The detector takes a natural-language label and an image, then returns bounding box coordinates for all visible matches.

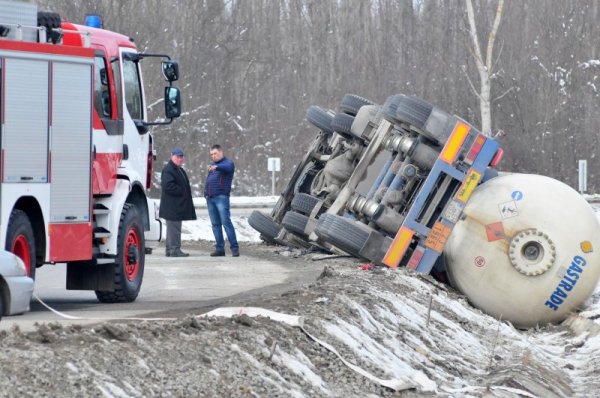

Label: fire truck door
[48,60,93,261]
[50,61,92,224]
[3,58,49,183]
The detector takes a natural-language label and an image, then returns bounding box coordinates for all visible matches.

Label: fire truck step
[95,257,115,265]
[94,227,111,239]
[93,204,110,215]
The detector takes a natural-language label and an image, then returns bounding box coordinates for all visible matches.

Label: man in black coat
[159,147,196,257]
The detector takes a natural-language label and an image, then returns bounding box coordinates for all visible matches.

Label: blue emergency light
[85,14,103,29]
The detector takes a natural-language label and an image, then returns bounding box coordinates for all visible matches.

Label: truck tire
[96,204,145,303]
[331,113,355,139]
[5,209,36,280]
[395,96,433,131]
[381,94,405,124]
[248,211,282,243]
[281,211,309,237]
[37,11,62,44]
[291,193,320,215]
[340,94,375,116]
[314,214,369,257]
[306,106,334,134]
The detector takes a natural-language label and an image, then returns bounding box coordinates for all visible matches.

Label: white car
[0,250,34,320]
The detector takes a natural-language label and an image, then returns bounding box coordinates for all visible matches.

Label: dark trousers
[166,220,182,254]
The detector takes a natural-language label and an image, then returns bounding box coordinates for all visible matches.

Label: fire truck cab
[0,1,181,303]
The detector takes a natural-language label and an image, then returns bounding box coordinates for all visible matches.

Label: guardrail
[192,196,279,209]
[583,194,600,204]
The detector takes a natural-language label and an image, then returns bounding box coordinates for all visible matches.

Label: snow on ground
[182,195,600,395]
[181,196,276,243]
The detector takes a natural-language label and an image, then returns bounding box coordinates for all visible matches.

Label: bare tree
[465,0,505,135]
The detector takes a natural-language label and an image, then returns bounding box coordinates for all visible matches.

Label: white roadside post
[578,159,587,193]
[268,157,281,196]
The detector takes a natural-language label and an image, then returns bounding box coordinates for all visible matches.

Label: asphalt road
[0,243,323,332]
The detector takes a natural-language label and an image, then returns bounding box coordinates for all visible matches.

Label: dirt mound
[0,244,597,397]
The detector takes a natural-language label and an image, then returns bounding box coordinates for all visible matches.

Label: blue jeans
[206,195,238,252]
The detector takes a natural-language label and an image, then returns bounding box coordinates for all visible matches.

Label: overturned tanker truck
[249,93,600,328]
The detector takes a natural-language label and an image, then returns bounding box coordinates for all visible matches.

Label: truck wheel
[248,211,282,243]
[281,211,309,237]
[37,11,62,44]
[381,94,405,124]
[96,204,144,303]
[340,94,375,116]
[331,113,355,140]
[306,106,334,134]
[291,193,320,215]
[395,96,433,131]
[5,209,36,280]
[314,214,369,257]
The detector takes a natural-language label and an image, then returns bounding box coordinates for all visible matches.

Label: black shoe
[171,249,189,257]
[210,251,225,257]
[231,250,240,257]
[165,251,171,257]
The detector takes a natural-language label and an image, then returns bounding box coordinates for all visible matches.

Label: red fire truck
[0,2,181,302]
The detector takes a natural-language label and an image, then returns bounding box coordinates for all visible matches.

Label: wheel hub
[12,234,32,276]
[509,229,556,276]
[125,227,140,281]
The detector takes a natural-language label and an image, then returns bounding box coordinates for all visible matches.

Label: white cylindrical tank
[444,173,600,328]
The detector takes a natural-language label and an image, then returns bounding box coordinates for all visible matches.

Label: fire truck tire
[96,204,145,303]
[291,193,320,215]
[5,209,36,280]
[0,293,4,319]
[381,94,405,124]
[306,105,334,134]
[314,214,369,257]
[281,211,309,237]
[331,113,355,140]
[395,95,434,131]
[340,94,375,116]
[248,211,282,243]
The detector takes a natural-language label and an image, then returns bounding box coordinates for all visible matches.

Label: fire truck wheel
[331,113,355,140]
[314,214,369,257]
[248,211,282,244]
[291,193,320,215]
[306,105,335,134]
[96,204,145,303]
[281,211,309,238]
[5,209,36,280]
[339,94,375,116]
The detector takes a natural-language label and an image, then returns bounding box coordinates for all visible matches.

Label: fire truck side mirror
[162,61,179,82]
[165,87,181,119]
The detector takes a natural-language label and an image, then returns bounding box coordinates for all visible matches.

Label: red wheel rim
[125,226,140,281]
[12,234,32,277]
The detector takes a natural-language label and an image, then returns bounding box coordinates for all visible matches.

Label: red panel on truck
[49,223,93,262]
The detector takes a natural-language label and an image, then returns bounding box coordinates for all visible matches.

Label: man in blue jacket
[204,144,239,257]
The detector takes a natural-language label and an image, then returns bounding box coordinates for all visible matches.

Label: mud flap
[359,231,393,266]
[66,261,115,291]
